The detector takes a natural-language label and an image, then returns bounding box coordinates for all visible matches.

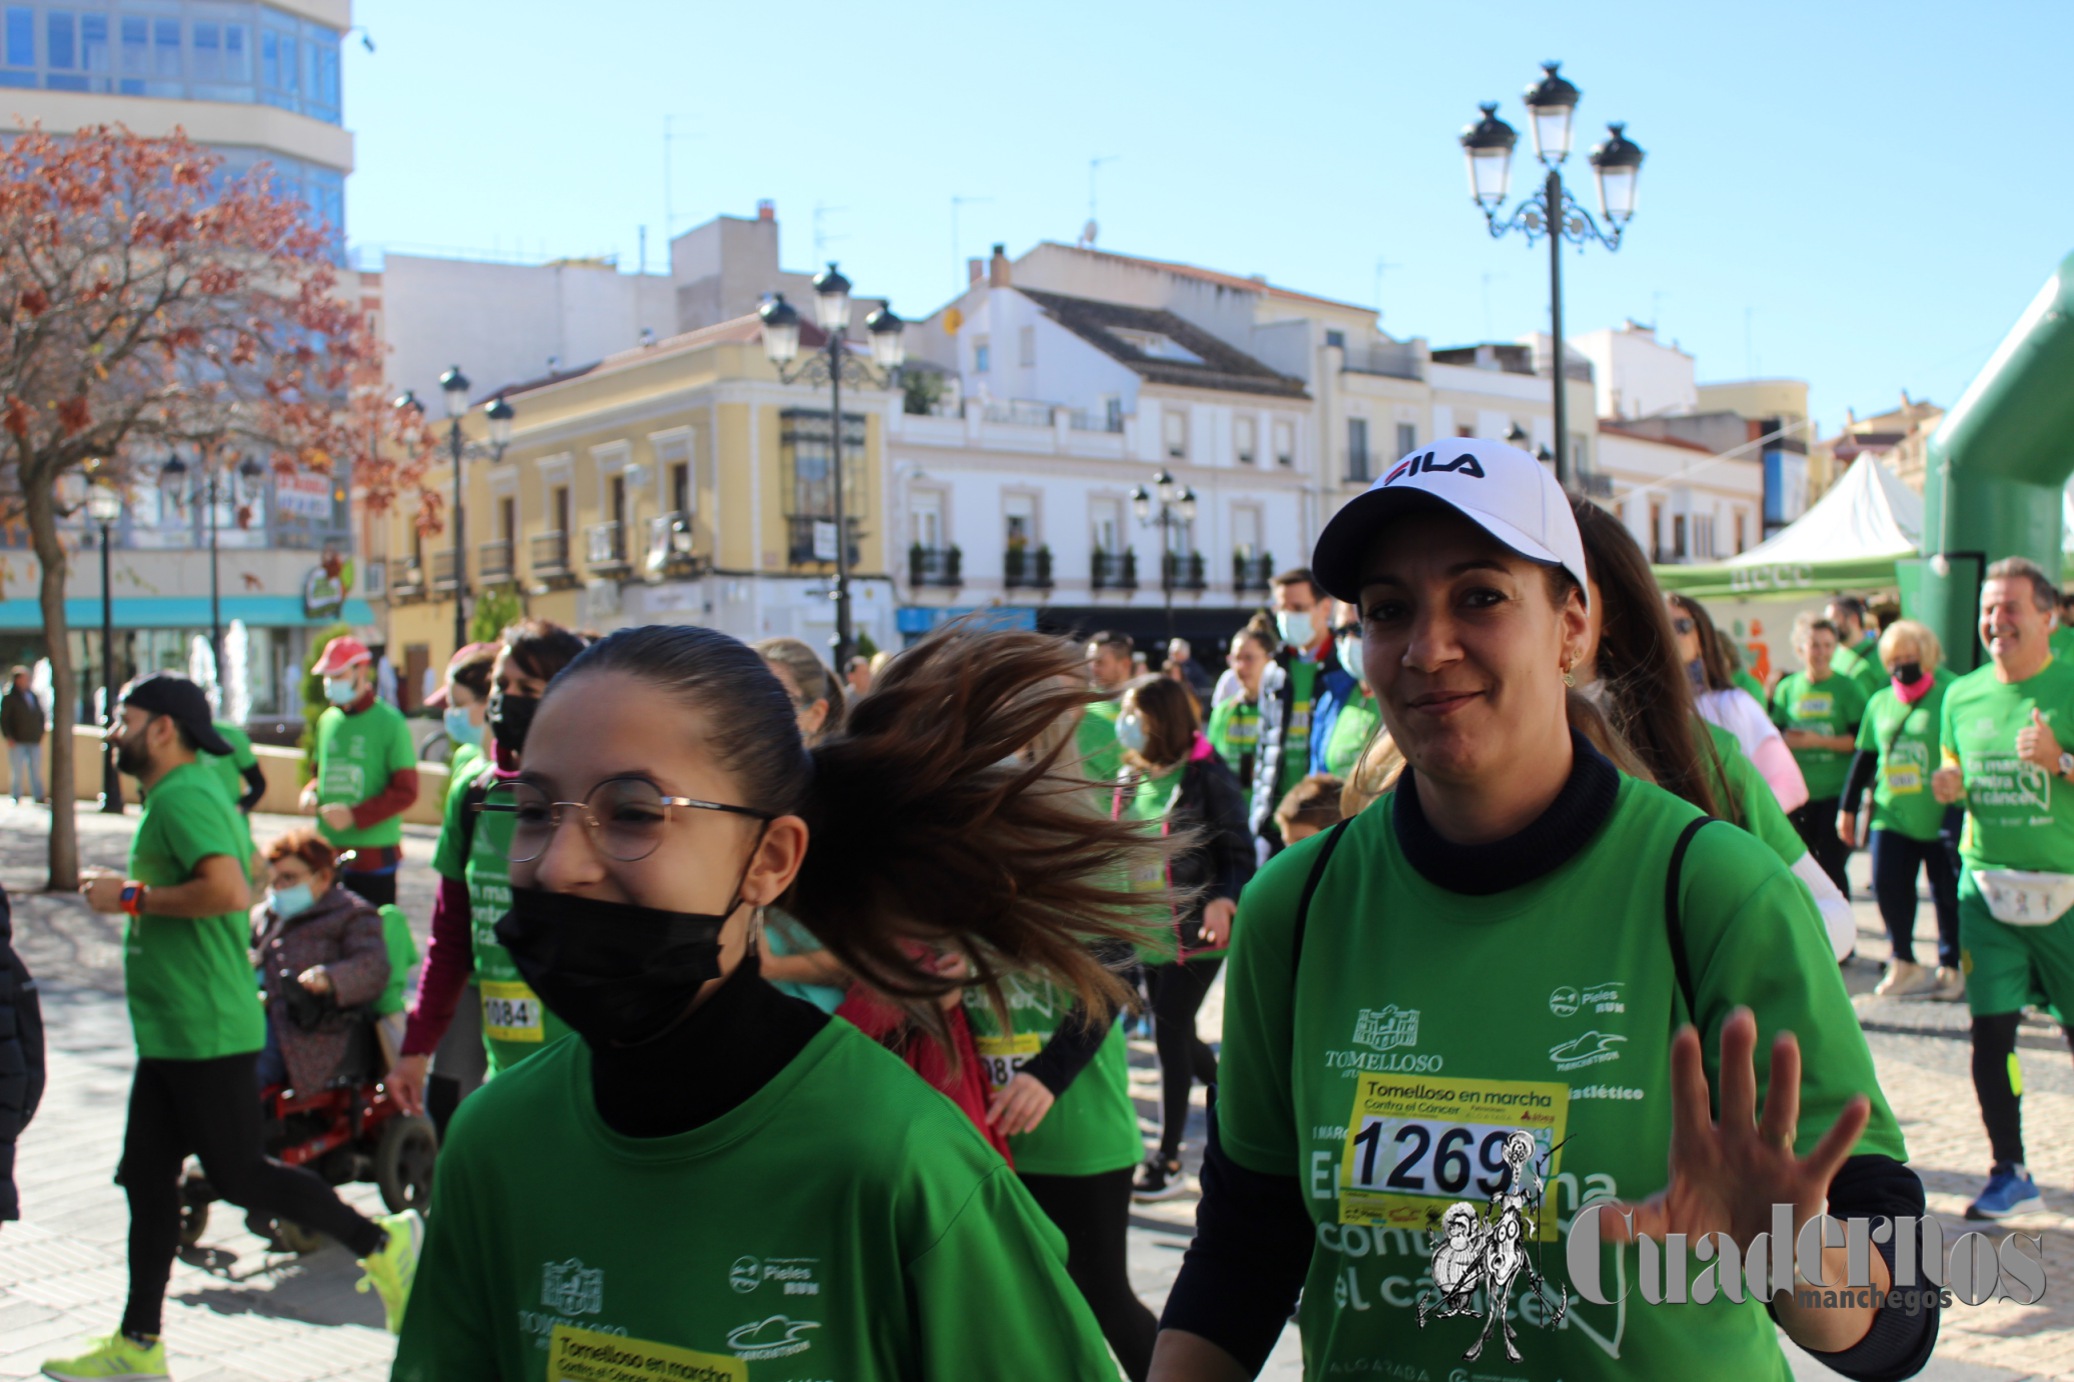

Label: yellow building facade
[372,316,894,699]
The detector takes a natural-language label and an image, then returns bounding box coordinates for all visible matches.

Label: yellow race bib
[973,1031,1042,1092]
[549,1324,744,1382]
[481,979,546,1045]
[1339,1073,1569,1240]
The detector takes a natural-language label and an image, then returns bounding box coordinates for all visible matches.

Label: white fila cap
[1311,437,1590,610]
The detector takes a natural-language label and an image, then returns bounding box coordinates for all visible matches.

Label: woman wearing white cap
[1149,439,1934,1381]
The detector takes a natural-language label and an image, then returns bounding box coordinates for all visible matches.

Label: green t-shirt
[1216,775,1903,1381]
[962,975,1142,1177]
[312,699,417,849]
[1941,656,2074,871]
[393,1022,1118,1382]
[433,762,572,1074]
[1207,696,1262,787]
[1121,761,1205,962]
[1769,669,1868,800]
[125,760,268,1060]
[1077,697,1124,788]
[1324,688,1379,780]
[2051,626,2074,665]
[1730,668,1766,704]
[1276,658,1321,802]
[448,741,483,796]
[200,720,260,882]
[1700,721,1805,867]
[375,903,421,1017]
[1856,673,1953,842]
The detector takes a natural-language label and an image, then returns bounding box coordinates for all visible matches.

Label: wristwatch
[2058,751,2074,781]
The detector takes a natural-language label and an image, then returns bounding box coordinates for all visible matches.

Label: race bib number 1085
[1339,1073,1569,1239]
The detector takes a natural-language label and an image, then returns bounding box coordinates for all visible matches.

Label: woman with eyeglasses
[388,620,590,1123]
[1149,439,1931,1382]
[1669,592,1809,815]
[394,623,1164,1380]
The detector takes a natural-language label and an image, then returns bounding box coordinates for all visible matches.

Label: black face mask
[1892,661,1924,686]
[495,877,747,1048]
[487,690,538,756]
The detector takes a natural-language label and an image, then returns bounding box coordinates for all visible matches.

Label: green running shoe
[41,1333,169,1381]
[355,1208,425,1335]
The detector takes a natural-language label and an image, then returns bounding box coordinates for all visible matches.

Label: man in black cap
[46,674,419,1379]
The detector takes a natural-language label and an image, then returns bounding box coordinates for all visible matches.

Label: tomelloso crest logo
[1352,1006,1420,1053]
[541,1258,603,1316]
[1385,449,1486,485]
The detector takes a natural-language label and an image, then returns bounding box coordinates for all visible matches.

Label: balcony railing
[389,556,425,600]
[430,548,460,592]
[1092,549,1137,591]
[1004,545,1053,589]
[586,521,628,571]
[909,545,962,587]
[479,539,514,582]
[1162,551,1207,591]
[982,400,1056,428]
[531,530,571,577]
[644,510,699,577]
[1234,553,1274,593]
[786,515,862,567]
[1066,408,1124,433]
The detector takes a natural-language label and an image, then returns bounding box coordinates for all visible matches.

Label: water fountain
[223,620,252,727]
[188,635,220,716]
[30,658,52,729]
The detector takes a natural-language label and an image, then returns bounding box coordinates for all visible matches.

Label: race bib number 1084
[1339,1073,1569,1239]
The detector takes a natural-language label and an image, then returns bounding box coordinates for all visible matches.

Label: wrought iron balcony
[1162,551,1207,591]
[586,521,628,572]
[644,510,699,577]
[1004,545,1053,589]
[1092,549,1137,591]
[909,545,962,587]
[787,515,862,568]
[479,539,514,582]
[430,549,460,592]
[389,556,425,600]
[531,530,571,577]
[1234,553,1274,594]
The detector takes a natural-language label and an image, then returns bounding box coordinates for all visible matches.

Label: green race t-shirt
[962,975,1143,1177]
[1216,774,1903,1382]
[1324,688,1379,780]
[200,720,260,882]
[2051,626,2074,665]
[376,903,420,1018]
[448,740,483,795]
[1208,697,1262,788]
[1276,658,1321,802]
[313,699,417,849]
[433,763,571,1074]
[1730,668,1767,704]
[1941,656,2074,871]
[1700,721,1806,867]
[1120,761,1205,962]
[1857,673,1952,842]
[1845,635,1889,700]
[125,760,267,1060]
[1769,669,1868,799]
[1077,697,1124,788]
[393,1021,1119,1382]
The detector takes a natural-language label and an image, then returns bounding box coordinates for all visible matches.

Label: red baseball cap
[312,635,373,677]
[423,642,500,707]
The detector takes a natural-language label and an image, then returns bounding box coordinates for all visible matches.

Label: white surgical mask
[1116,713,1148,755]
[1277,609,1316,648]
[444,705,482,748]
[270,882,316,918]
[323,675,358,706]
[1336,634,1363,680]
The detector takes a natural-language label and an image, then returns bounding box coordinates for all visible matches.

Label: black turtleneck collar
[1392,730,1621,896]
[589,953,829,1139]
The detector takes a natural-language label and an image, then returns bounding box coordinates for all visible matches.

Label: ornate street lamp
[85,473,124,813]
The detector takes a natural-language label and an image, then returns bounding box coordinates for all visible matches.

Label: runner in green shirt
[429,641,498,796]
[1769,616,1867,896]
[1153,438,1930,1381]
[1826,595,1891,702]
[199,718,265,885]
[397,620,1166,1382]
[45,675,419,1381]
[1839,619,1962,1001]
[1207,623,1275,793]
[302,636,420,908]
[1080,630,1136,787]
[1931,558,2074,1220]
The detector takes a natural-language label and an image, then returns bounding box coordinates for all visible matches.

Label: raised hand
[2016,707,2061,773]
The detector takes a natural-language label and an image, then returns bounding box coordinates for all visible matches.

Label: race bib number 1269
[1339,1073,1569,1239]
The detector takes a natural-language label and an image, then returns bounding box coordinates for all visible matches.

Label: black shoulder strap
[458,772,492,865]
[1290,819,1353,977]
[1664,816,1710,1024]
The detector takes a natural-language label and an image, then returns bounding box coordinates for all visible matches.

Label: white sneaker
[1932,965,1966,1002]
[1875,960,1937,998]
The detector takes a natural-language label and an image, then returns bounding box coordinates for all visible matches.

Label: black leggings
[119,1052,383,1337]
[1788,796,1851,898]
[1146,957,1222,1161]
[340,869,397,908]
[1020,1169,1156,1382]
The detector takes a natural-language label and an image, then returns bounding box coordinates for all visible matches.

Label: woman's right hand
[387,1053,431,1117]
[1834,811,1856,849]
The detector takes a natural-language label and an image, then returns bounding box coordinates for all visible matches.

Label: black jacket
[0,885,47,1220]
[1152,751,1257,953]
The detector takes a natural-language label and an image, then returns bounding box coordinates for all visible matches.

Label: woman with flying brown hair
[1669,590,1809,813]
[396,623,1168,1380]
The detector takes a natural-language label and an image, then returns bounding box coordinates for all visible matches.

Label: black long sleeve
[237,762,268,814]
[1020,1000,1111,1097]
[1158,1112,1311,1373]
[1191,757,1257,905]
[1778,1153,1940,1381]
[1840,751,1879,815]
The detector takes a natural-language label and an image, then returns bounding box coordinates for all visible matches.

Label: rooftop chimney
[989,243,1010,288]
[968,258,985,285]
[756,199,776,222]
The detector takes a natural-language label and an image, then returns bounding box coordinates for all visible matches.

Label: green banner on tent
[1652,556,1905,600]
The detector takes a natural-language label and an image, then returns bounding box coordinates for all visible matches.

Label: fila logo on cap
[1384,449,1485,485]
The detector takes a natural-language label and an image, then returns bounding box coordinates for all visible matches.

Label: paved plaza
[2,800,2070,1380]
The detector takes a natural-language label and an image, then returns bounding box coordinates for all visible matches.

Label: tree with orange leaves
[0,124,435,888]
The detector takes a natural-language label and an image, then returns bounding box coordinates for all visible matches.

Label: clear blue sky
[341,0,2073,434]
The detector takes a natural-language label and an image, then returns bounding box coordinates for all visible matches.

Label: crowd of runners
[19,433,2074,1379]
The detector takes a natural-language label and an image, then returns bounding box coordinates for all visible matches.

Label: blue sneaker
[1966,1164,2043,1220]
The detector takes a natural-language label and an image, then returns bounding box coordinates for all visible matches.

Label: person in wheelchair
[253,830,392,1095]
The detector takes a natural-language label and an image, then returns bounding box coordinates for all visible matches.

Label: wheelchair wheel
[177,1197,209,1250]
[375,1114,438,1215]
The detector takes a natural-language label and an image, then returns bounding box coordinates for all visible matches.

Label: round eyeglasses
[478,776,773,863]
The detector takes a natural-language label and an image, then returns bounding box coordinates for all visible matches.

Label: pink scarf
[1893,672,1935,706]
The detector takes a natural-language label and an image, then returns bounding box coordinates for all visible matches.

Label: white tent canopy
[1727,454,1922,569]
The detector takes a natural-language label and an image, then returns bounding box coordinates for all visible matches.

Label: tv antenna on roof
[1088,155,1119,242]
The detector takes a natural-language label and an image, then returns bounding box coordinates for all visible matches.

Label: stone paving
[2,800,2071,1379]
